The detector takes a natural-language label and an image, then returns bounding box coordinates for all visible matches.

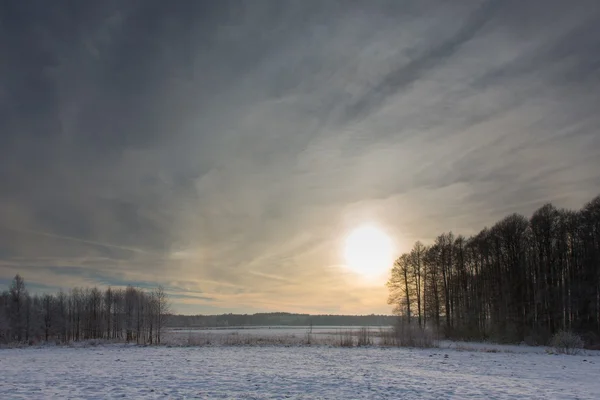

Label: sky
[1,0,600,315]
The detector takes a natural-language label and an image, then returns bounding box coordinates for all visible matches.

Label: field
[1,335,599,399]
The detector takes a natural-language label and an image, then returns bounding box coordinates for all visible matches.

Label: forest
[0,275,170,345]
[388,194,600,345]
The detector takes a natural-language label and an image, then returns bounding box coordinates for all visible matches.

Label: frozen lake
[168,325,377,333]
[165,325,391,346]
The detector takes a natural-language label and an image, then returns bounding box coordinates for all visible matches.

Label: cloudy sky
[1,0,599,315]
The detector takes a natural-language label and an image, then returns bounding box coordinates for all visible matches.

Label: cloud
[341,0,501,124]
[1,0,599,314]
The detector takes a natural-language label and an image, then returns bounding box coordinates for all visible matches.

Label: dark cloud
[1,0,599,313]
[341,0,500,124]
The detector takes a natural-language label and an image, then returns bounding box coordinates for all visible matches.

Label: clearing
[1,344,599,399]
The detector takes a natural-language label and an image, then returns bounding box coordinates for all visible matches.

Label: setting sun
[343,225,393,279]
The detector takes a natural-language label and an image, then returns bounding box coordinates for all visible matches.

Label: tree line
[0,275,171,345]
[388,194,600,345]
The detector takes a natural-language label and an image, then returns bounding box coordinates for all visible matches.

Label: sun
[343,225,393,279]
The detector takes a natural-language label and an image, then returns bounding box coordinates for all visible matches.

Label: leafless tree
[154,285,171,345]
[0,275,172,346]
[0,291,10,343]
[9,274,27,342]
[388,193,600,346]
[387,254,412,323]
[42,293,54,342]
[409,242,426,328]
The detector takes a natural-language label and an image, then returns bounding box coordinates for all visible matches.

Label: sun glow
[343,225,393,279]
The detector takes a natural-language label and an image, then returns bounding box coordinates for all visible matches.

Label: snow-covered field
[1,344,599,399]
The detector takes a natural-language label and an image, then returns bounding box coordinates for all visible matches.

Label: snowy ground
[1,345,599,399]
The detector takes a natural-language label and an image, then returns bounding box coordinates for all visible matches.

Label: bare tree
[387,254,412,323]
[410,242,425,328]
[154,286,171,344]
[42,293,54,342]
[146,291,156,344]
[387,194,600,345]
[55,290,68,343]
[104,287,113,339]
[0,291,10,343]
[124,286,136,342]
[9,274,27,342]
[112,289,124,340]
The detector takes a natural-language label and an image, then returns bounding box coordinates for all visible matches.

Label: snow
[1,345,599,399]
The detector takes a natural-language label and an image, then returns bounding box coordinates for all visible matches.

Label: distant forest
[0,275,170,345]
[388,194,600,345]
[167,312,396,328]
